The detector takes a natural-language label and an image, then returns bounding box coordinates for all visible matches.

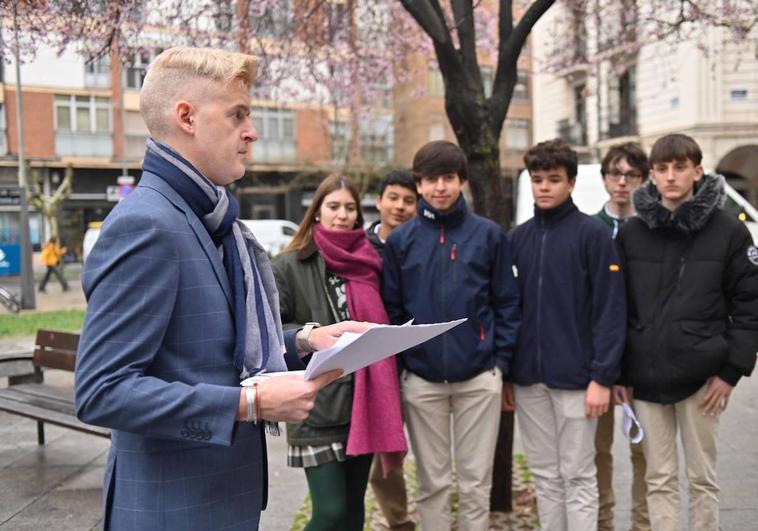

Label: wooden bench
[0,329,109,444]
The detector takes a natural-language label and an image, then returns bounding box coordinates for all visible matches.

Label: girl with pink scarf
[272,175,406,531]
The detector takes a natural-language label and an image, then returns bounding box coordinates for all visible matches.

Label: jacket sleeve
[586,224,627,387]
[719,224,758,385]
[271,254,301,331]
[491,229,521,377]
[74,207,240,447]
[382,235,409,325]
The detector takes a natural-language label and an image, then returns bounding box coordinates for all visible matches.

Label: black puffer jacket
[617,174,758,404]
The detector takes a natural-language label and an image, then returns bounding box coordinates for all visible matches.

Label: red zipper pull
[480,324,485,341]
[450,243,457,261]
[439,228,445,245]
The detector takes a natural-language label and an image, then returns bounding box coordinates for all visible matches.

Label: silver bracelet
[245,386,257,424]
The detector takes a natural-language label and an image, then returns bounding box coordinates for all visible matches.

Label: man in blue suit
[75,47,361,530]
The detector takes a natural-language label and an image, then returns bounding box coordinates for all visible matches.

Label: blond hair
[140,47,259,138]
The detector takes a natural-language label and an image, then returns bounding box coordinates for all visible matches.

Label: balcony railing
[55,131,113,157]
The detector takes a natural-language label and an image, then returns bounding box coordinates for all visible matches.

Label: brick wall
[5,90,56,158]
[295,108,331,165]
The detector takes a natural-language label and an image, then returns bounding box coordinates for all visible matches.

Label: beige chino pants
[634,385,720,531]
[401,368,502,531]
[514,383,599,531]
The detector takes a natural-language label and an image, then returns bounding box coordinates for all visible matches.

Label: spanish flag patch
[609,264,620,272]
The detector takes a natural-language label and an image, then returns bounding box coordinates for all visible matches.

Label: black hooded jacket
[617,174,758,404]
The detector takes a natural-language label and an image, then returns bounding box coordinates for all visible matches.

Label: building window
[252,107,296,163]
[368,75,392,109]
[54,95,112,157]
[124,49,162,89]
[55,95,111,133]
[84,55,111,88]
[606,65,637,138]
[505,119,530,150]
[513,71,529,101]
[331,121,349,164]
[429,67,444,97]
[331,116,393,165]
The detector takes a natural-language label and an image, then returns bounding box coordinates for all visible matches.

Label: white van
[515,165,758,243]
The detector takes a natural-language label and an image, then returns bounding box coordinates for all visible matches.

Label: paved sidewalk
[1,273,756,530]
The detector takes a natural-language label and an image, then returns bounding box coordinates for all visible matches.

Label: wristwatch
[297,322,321,353]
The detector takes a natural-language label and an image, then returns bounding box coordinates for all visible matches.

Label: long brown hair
[283,175,364,254]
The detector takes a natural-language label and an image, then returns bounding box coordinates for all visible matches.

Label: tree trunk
[464,140,508,227]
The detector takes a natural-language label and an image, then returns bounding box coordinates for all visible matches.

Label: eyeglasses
[606,171,644,183]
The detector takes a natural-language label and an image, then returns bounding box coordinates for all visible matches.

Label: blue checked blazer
[75,173,299,530]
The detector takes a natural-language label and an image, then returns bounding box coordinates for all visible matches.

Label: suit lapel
[140,173,234,310]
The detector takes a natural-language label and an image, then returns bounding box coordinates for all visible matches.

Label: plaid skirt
[287,442,347,468]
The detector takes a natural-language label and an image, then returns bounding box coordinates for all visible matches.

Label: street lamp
[13,0,35,309]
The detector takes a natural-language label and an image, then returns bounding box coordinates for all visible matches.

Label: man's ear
[175,100,195,135]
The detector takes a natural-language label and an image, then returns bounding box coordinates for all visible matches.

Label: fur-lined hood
[632,173,726,233]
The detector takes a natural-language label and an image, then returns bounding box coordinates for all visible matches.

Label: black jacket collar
[418,195,468,229]
[633,173,726,234]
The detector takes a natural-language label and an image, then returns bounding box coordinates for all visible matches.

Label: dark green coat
[271,242,354,447]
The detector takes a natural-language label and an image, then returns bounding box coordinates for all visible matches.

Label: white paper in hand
[303,318,467,380]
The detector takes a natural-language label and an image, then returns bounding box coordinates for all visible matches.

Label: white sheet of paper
[303,318,467,380]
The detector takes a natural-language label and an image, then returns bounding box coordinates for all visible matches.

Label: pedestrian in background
[594,142,650,531]
[506,138,626,531]
[617,133,758,531]
[383,140,520,531]
[38,236,69,292]
[273,174,407,531]
[366,170,418,531]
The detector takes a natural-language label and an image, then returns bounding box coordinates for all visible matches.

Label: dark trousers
[39,266,68,292]
[304,453,373,531]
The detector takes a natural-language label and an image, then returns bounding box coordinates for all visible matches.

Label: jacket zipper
[536,222,547,380]
[440,227,448,381]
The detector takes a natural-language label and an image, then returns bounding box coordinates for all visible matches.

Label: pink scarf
[313,224,407,474]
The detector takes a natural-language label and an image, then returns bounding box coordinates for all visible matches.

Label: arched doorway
[716,145,758,208]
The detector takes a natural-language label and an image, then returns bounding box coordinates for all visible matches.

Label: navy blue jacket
[508,198,626,389]
[382,196,520,383]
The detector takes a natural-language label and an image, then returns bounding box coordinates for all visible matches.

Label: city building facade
[530,3,758,207]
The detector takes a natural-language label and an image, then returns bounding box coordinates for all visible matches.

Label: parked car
[515,164,758,243]
[83,219,299,263]
[240,219,299,256]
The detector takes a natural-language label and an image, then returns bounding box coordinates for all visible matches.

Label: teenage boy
[594,143,650,531]
[617,133,757,531]
[366,170,418,531]
[505,138,626,531]
[383,140,520,530]
[366,170,418,256]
